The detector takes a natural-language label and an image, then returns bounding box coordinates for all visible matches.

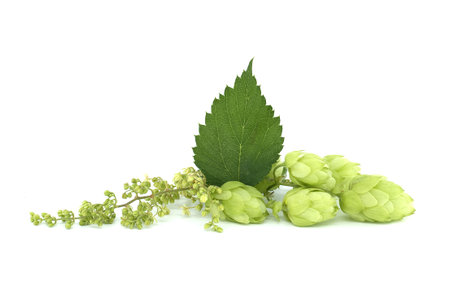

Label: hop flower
[254,160,287,194]
[283,188,338,226]
[340,175,415,222]
[214,181,267,224]
[285,151,336,192]
[324,155,360,194]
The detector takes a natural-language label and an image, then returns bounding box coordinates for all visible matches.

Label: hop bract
[283,188,338,226]
[285,151,336,192]
[324,155,360,194]
[255,160,287,194]
[214,181,267,224]
[340,175,415,222]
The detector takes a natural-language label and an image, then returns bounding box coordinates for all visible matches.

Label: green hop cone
[324,155,360,194]
[340,175,415,222]
[254,160,287,194]
[283,188,338,226]
[285,151,336,192]
[214,181,268,224]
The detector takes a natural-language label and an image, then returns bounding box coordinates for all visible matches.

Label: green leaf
[193,59,284,186]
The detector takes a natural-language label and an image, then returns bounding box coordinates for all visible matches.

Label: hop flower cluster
[30,212,57,227]
[118,176,180,229]
[173,167,224,232]
[58,210,75,229]
[30,168,225,232]
[121,202,164,229]
[275,151,415,226]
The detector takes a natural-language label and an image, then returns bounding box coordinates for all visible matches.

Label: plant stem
[54,217,81,221]
[115,187,191,208]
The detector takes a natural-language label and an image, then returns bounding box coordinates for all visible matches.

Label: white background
[1,1,449,299]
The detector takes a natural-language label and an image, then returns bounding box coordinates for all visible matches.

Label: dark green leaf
[193,60,284,186]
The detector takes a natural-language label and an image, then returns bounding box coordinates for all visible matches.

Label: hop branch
[30,167,224,232]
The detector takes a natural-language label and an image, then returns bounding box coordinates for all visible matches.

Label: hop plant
[282,187,338,226]
[285,151,336,192]
[324,155,360,194]
[340,175,415,222]
[214,181,268,224]
[29,61,415,232]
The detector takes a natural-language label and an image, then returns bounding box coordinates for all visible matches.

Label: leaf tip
[246,58,254,74]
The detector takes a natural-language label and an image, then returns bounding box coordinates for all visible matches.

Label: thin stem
[53,217,81,221]
[264,163,287,192]
[115,187,191,208]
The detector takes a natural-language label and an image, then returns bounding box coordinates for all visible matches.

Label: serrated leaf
[193,60,284,186]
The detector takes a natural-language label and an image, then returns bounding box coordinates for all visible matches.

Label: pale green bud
[214,181,267,224]
[340,175,415,222]
[254,160,287,194]
[324,155,360,194]
[204,222,212,229]
[283,188,338,226]
[200,194,208,203]
[285,151,336,192]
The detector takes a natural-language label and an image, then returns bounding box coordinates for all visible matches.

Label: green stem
[58,217,80,221]
[115,187,191,208]
[264,162,288,192]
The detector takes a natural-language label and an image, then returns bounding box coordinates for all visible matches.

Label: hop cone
[285,151,336,192]
[214,181,268,224]
[340,175,415,222]
[324,155,360,194]
[283,188,338,226]
[255,160,287,194]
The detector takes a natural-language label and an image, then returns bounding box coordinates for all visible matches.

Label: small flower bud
[200,194,208,203]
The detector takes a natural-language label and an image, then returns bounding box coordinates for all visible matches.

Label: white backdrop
[1,1,449,299]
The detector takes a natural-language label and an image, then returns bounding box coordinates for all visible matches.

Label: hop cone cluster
[281,151,415,225]
[340,175,415,222]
